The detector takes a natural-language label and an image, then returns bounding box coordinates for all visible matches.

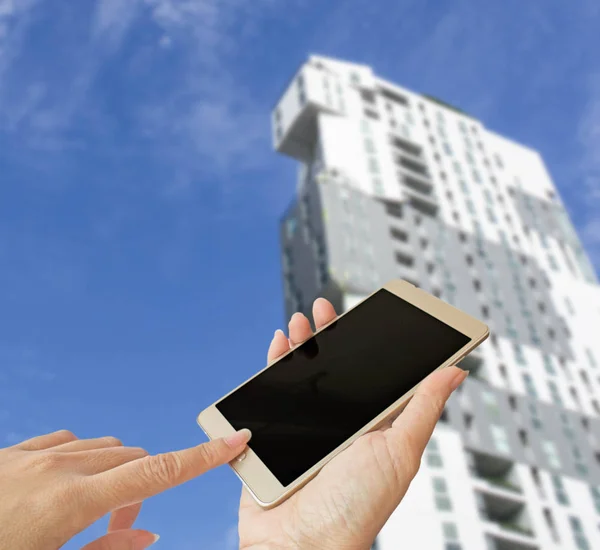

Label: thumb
[81,530,159,550]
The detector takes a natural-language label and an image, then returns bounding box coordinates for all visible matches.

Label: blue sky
[0,0,599,548]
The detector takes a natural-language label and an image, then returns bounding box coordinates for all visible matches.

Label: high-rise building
[272,55,600,550]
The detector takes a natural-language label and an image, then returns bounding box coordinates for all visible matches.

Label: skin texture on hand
[238,298,468,550]
[0,428,250,550]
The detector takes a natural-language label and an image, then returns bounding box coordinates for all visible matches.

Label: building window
[372,178,384,195]
[548,255,559,271]
[564,297,575,315]
[548,381,563,406]
[390,227,408,242]
[494,154,504,169]
[543,508,560,543]
[472,170,482,184]
[514,343,526,366]
[364,138,375,154]
[473,279,481,292]
[432,477,452,511]
[518,428,529,447]
[443,142,452,156]
[580,369,591,389]
[543,355,556,375]
[396,251,414,267]
[285,218,297,239]
[297,74,306,104]
[427,438,444,468]
[482,390,500,418]
[590,486,600,514]
[486,208,497,224]
[569,516,589,550]
[490,425,510,454]
[465,254,473,266]
[523,373,537,398]
[585,348,597,369]
[442,523,462,549]
[544,443,562,470]
[350,72,361,85]
[385,202,402,218]
[442,522,459,540]
[368,157,380,174]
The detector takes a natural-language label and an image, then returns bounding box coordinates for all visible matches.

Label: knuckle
[143,453,183,484]
[55,429,77,441]
[416,391,445,419]
[101,436,123,447]
[195,442,220,467]
[129,447,149,459]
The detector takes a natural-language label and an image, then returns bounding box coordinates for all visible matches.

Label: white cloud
[0,0,37,76]
[92,0,140,50]
[577,74,600,267]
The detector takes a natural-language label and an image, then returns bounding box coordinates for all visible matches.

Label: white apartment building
[272,55,600,550]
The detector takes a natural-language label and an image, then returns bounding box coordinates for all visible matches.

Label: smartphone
[197,279,489,508]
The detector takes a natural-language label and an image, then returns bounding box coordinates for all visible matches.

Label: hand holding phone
[199,281,488,549]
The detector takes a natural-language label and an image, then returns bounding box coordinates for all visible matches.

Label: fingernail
[274,329,284,338]
[225,428,252,448]
[450,369,469,391]
[133,533,160,550]
[291,312,304,321]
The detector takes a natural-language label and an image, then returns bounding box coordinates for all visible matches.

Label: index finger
[89,430,251,511]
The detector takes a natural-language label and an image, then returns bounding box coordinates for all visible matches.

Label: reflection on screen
[217,289,470,486]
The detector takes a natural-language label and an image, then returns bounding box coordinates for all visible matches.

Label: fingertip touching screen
[217,289,470,486]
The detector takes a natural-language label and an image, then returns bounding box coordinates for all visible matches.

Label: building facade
[272,55,600,550]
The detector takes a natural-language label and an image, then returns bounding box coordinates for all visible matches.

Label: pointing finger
[89,429,251,511]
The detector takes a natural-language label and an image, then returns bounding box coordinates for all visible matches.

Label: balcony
[470,451,523,494]
[485,534,539,550]
[403,187,439,217]
[477,483,535,547]
[396,162,433,189]
[401,173,434,195]
[390,134,423,160]
[397,155,429,178]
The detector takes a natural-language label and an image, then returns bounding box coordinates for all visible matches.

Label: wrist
[240,539,370,550]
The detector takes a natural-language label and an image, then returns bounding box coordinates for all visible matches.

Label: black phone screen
[217,289,470,486]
